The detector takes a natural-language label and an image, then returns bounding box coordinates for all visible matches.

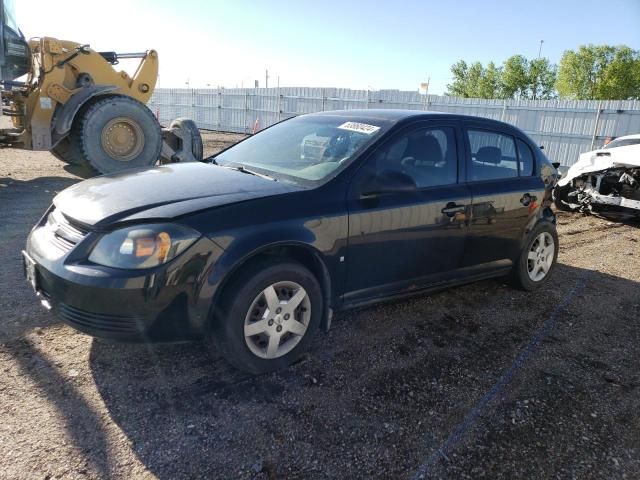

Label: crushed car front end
[554,143,640,217]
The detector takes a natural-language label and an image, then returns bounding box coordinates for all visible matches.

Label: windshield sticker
[338,122,381,135]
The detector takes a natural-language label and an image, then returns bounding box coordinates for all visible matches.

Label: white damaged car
[554,134,640,216]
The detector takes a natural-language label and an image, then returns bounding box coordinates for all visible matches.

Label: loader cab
[0,0,30,82]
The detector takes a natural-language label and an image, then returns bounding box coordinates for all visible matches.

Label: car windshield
[214,115,390,186]
[603,138,640,149]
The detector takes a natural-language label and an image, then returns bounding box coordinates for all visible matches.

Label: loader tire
[68,95,162,175]
[51,137,86,165]
[169,117,203,161]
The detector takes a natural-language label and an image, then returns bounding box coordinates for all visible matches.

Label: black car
[24,110,559,373]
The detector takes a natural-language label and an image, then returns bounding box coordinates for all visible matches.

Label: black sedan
[24,110,559,373]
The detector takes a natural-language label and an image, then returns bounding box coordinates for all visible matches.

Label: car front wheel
[512,222,559,291]
[213,260,323,374]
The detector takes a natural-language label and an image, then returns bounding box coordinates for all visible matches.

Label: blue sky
[17,0,640,94]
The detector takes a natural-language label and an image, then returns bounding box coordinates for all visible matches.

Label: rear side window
[517,139,535,176]
[467,130,518,181]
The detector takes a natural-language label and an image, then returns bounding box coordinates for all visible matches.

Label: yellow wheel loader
[0,0,202,175]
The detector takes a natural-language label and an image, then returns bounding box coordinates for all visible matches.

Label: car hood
[53,163,301,228]
[558,144,640,186]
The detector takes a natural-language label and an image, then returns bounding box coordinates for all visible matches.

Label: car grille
[58,303,145,335]
[45,208,89,253]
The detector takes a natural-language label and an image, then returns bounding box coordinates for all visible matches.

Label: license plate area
[22,251,39,292]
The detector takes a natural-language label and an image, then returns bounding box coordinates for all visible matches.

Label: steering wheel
[401,156,416,167]
[401,156,419,174]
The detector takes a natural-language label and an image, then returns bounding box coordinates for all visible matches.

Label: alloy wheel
[527,232,555,282]
[243,281,311,359]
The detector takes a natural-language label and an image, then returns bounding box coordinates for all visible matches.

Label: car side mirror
[361,169,417,197]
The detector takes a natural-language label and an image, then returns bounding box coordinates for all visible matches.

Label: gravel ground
[1,133,639,479]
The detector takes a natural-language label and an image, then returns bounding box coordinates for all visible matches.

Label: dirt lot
[1,134,639,479]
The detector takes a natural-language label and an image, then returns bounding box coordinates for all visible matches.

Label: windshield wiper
[227,165,278,181]
[204,155,219,165]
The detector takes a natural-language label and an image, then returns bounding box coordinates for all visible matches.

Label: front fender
[201,213,346,328]
[52,85,120,141]
[182,187,349,332]
[202,237,335,332]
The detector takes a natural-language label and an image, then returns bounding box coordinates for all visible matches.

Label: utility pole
[265,69,269,89]
[538,40,544,58]
[421,76,430,110]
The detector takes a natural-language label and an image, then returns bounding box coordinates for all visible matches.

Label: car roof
[310,109,519,130]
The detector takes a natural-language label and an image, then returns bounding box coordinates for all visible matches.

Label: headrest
[405,135,443,163]
[476,146,502,164]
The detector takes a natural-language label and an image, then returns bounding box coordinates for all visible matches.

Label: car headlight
[88,224,201,269]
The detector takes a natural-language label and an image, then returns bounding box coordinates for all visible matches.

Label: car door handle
[441,203,465,216]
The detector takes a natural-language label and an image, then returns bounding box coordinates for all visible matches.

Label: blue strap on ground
[412,271,590,479]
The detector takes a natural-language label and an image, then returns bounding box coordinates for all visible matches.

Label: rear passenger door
[461,124,546,269]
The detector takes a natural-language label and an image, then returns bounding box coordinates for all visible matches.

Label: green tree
[501,55,529,99]
[447,60,470,97]
[477,61,502,98]
[465,61,484,98]
[556,45,640,100]
[446,55,557,100]
[528,58,557,100]
[447,61,501,98]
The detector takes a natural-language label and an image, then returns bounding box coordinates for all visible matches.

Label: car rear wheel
[213,260,322,374]
[511,222,559,291]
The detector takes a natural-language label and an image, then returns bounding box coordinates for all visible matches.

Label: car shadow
[61,163,99,179]
[3,337,115,479]
[88,263,640,479]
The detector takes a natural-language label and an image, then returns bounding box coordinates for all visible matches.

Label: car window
[467,129,518,181]
[368,126,458,189]
[517,139,535,176]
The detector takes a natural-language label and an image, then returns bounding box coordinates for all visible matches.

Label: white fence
[148,88,640,166]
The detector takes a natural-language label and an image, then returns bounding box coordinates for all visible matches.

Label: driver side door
[344,121,471,304]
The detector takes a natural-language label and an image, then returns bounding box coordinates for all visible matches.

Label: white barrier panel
[148,88,640,166]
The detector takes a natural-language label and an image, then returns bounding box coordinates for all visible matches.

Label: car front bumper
[24,217,225,342]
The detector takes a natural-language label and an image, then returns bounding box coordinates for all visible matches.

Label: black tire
[51,136,85,165]
[51,100,96,167]
[212,259,323,374]
[553,184,574,212]
[67,95,162,174]
[511,222,559,291]
[169,117,203,161]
